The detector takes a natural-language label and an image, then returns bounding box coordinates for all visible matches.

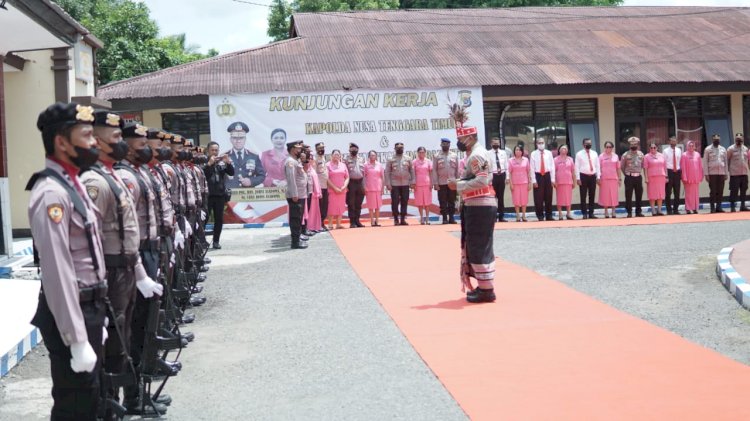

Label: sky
[141,0,750,55]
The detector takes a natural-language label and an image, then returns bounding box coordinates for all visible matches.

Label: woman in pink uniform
[597,141,621,218]
[680,140,703,214]
[364,150,384,226]
[554,145,575,220]
[508,145,532,222]
[304,151,323,232]
[326,149,349,229]
[412,146,433,224]
[643,142,667,216]
[261,128,289,187]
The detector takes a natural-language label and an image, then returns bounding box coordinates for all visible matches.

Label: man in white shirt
[663,136,683,214]
[574,137,599,219]
[490,137,509,222]
[529,137,555,221]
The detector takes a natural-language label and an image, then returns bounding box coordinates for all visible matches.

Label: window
[161,111,210,146]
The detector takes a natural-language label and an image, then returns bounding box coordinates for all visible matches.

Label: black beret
[227,122,249,133]
[92,111,123,129]
[122,123,148,139]
[349,142,359,149]
[37,102,95,132]
[147,128,165,140]
[170,134,185,145]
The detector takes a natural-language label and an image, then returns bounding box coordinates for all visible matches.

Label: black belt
[104,253,139,268]
[139,239,159,252]
[78,282,108,302]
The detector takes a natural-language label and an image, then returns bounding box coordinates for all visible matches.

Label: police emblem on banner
[458,90,472,108]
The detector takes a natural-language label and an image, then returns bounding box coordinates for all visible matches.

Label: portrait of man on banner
[224,121,266,188]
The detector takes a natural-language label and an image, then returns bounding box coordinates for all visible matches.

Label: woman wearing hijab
[364,150,384,226]
[680,140,703,214]
[412,146,434,224]
[643,142,667,215]
[508,145,532,222]
[598,141,621,218]
[326,150,349,229]
[554,144,576,220]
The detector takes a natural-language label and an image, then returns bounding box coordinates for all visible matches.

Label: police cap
[440,138,451,144]
[147,128,165,140]
[122,123,148,139]
[36,102,95,133]
[349,142,359,149]
[92,111,123,129]
[227,122,249,133]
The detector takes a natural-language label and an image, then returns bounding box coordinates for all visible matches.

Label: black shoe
[589,214,598,219]
[154,393,172,406]
[498,218,507,222]
[393,218,400,225]
[466,288,496,303]
[636,213,645,217]
[125,401,168,416]
[180,313,195,324]
[400,219,409,225]
[741,207,749,212]
[196,273,207,283]
[190,296,206,306]
[191,285,203,294]
[626,214,632,218]
[448,217,457,224]
[582,214,588,220]
[182,331,195,342]
[545,214,554,221]
[355,221,364,228]
[716,208,726,213]
[319,226,329,232]
[304,229,316,236]
[300,234,309,241]
[212,242,221,249]
[292,242,308,249]
[442,215,448,224]
[731,207,737,213]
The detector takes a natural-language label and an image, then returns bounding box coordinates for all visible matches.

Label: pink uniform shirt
[261,148,288,187]
[554,156,574,185]
[599,153,620,180]
[364,161,384,192]
[680,151,704,184]
[508,157,531,184]
[412,158,433,186]
[643,152,667,177]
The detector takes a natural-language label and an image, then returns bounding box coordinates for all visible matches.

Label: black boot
[448,215,457,224]
[442,214,448,224]
[466,288,496,303]
[292,240,308,249]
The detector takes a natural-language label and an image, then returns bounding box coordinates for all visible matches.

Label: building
[94,7,750,221]
[1,0,105,240]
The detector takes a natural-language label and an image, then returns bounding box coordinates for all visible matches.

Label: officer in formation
[385,142,414,225]
[284,141,309,249]
[621,137,646,217]
[432,138,459,224]
[344,142,366,228]
[703,134,728,213]
[726,133,749,212]
[28,102,212,420]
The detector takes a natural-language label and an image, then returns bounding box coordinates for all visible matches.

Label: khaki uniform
[432,151,459,220]
[384,155,414,188]
[703,145,728,211]
[284,156,307,245]
[117,161,158,242]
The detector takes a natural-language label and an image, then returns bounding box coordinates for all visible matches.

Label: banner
[208,87,484,223]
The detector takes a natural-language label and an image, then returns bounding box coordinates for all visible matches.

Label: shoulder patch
[47,204,64,224]
[86,185,99,201]
[287,162,295,168]
[125,181,136,193]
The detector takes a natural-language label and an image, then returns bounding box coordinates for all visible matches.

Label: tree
[54,0,218,85]
[268,0,622,42]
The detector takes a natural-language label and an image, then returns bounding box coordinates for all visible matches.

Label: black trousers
[32,293,105,421]
[665,169,682,213]
[287,197,306,244]
[347,179,365,224]
[709,175,726,211]
[438,184,457,217]
[624,175,644,215]
[320,188,329,224]
[533,172,553,219]
[729,175,748,209]
[391,185,410,220]
[579,173,597,216]
[492,172,506,219]
[207,195,226,244]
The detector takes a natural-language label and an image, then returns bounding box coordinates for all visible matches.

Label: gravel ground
[0,228,466,421]
[493,220,750,364]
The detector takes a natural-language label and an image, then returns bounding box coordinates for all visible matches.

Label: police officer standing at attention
[703,134,728,213]
[28,102,108,420]
[344,142,366,228]
[285,141,308,249]
[622,137,646,217]
[385,142,414,225]
[224,122,265,188]
[727,133,749,212]
[432,138,459,224]
[314,142,329,230]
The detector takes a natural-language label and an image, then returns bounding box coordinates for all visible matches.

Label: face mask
[441,145,450,152]
[630,146,638,151]
[713,140,720,146]
[395,147,404,154]
[492,145,499,150]
[135,146,153,165]
[584,144,592,150]
[350,149,358,156]
[456,142,467,152]
[67,139,99,170]
[108,140,129,161]
[736,140,742,145]
[317,149,324,156]
[537,143,545,151]
[157,147,172,162]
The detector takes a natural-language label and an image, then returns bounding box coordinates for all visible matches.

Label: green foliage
[53,0,217,85]
[268,0,292,41]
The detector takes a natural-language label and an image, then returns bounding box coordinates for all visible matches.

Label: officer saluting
[224,121,265,188]
[27,102,107,420]
[284,141,308,249]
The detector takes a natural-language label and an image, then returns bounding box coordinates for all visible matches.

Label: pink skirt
[512,183,529,207]
[413,185,431,206]
[647,176,666,200]
[327,189,347,216]
[556,183,573,207]
[684,183,699,211]
[598,178,619,207]
[365,191,382,209]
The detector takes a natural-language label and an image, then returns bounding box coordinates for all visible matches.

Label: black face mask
[584,144,592,150]
[395,147,404,155]
[350,149,358,156]
[156,147,172,162]
[193,155,208,165]
[68,140,100,170]
[736,140,742,145]
[630,146,638,151]
[456,142,467,152]
[441,145,450,152]
[713,140,720,146]
[317,149,325,156]
[492,145,499,150]
[134,146,152,165]
[178,151,191,161]
[107,140,129,161]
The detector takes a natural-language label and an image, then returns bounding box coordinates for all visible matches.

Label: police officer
[314,142,329,230]
[284,141,308,249]
[727,133,749,212]
[224,121,265,188]
[622,137,645,217]
[432,138,459,224]
[205,141,235,248]
[385,142,414,225]
[489,137,509,222]
[703,134,728,213]
[28,102,107,420]
[344,142,366,228]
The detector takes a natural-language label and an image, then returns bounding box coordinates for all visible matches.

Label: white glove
[70,341,97,373]
[136,276,164,298]
[174,229,185,250]
[200,210,206,222]
[102,317,109,345]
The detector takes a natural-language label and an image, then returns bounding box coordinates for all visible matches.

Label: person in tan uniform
[27,102,108,420]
